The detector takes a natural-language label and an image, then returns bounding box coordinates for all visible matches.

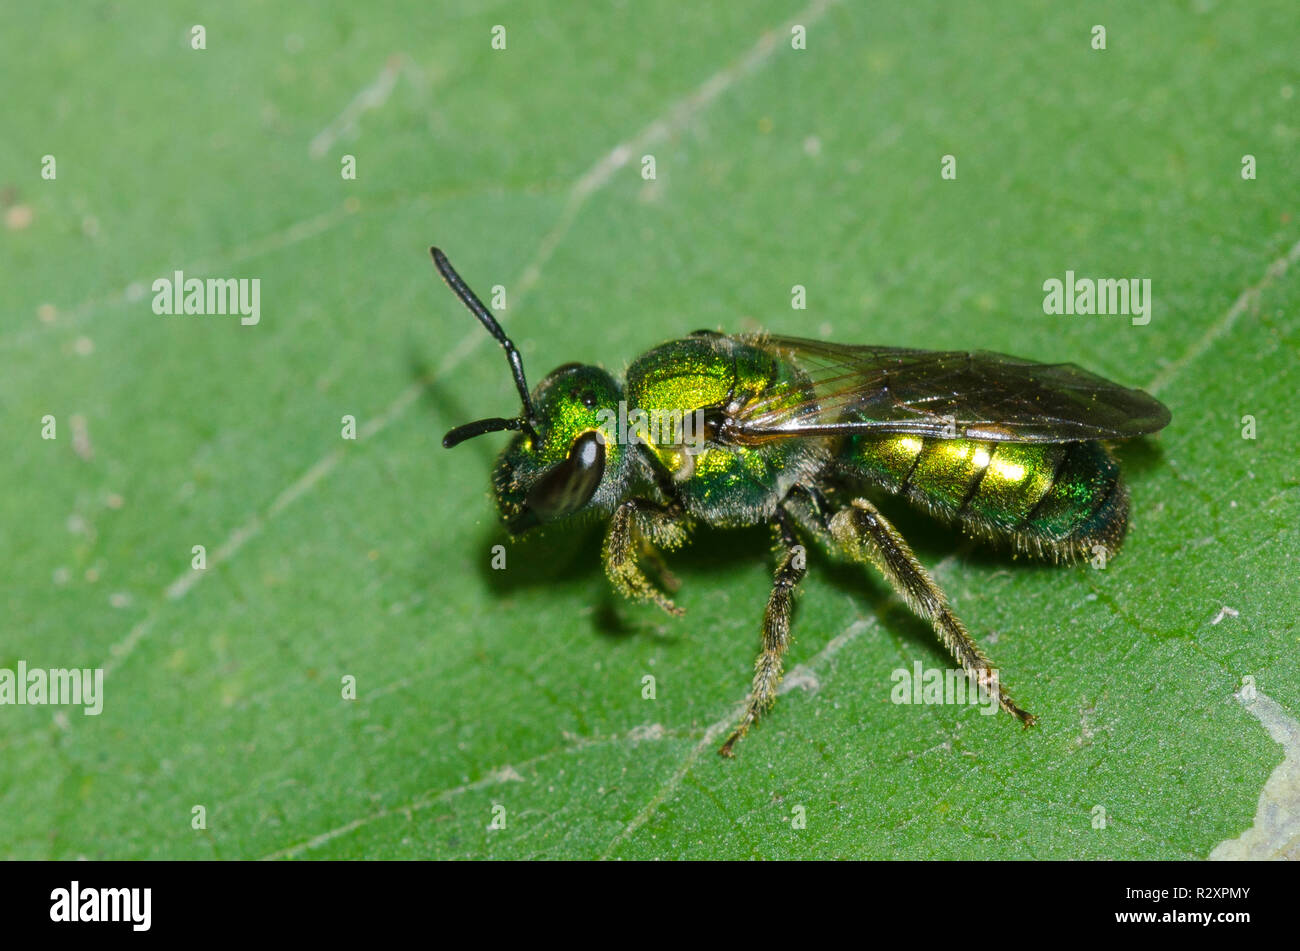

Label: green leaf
[2,0,1296,859]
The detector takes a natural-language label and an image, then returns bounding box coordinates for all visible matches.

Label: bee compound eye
[524,431,606,521]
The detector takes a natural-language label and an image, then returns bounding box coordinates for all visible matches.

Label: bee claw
[654,595,684,617]
[1003,698,1037,728]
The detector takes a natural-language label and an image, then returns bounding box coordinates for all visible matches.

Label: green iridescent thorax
[625,334,826,527]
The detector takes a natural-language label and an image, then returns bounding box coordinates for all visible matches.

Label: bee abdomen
[1006,441,1128,561]
[841,436,1128,561]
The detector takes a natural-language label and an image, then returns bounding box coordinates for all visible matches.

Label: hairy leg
[720,507,807,757]
[603,498,689,616]
[829,497,1035,725]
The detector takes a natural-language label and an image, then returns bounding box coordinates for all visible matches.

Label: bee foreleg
[635,534,680,593]
[720,507,806,757]
[828,497,1036,727]
[602,498,689,616]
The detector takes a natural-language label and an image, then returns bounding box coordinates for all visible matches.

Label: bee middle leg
[719,506,806,757]
[828,497,1035,726]
[603,498,689,616]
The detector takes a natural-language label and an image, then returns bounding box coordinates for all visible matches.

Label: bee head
[433,248,625,535]
[490,363,624,534]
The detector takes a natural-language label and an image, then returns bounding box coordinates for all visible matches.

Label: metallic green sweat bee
[434,248,1171,757]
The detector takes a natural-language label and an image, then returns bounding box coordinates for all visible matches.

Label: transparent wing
[733,335,1171,444]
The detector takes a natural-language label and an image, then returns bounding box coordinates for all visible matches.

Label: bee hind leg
[829,497,1035,727]
[720,506,807,757]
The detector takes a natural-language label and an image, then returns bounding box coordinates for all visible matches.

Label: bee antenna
[431,247,539,443]
[442,416,528,449]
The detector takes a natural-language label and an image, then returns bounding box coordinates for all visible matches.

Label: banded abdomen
[838,434,1127,561]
